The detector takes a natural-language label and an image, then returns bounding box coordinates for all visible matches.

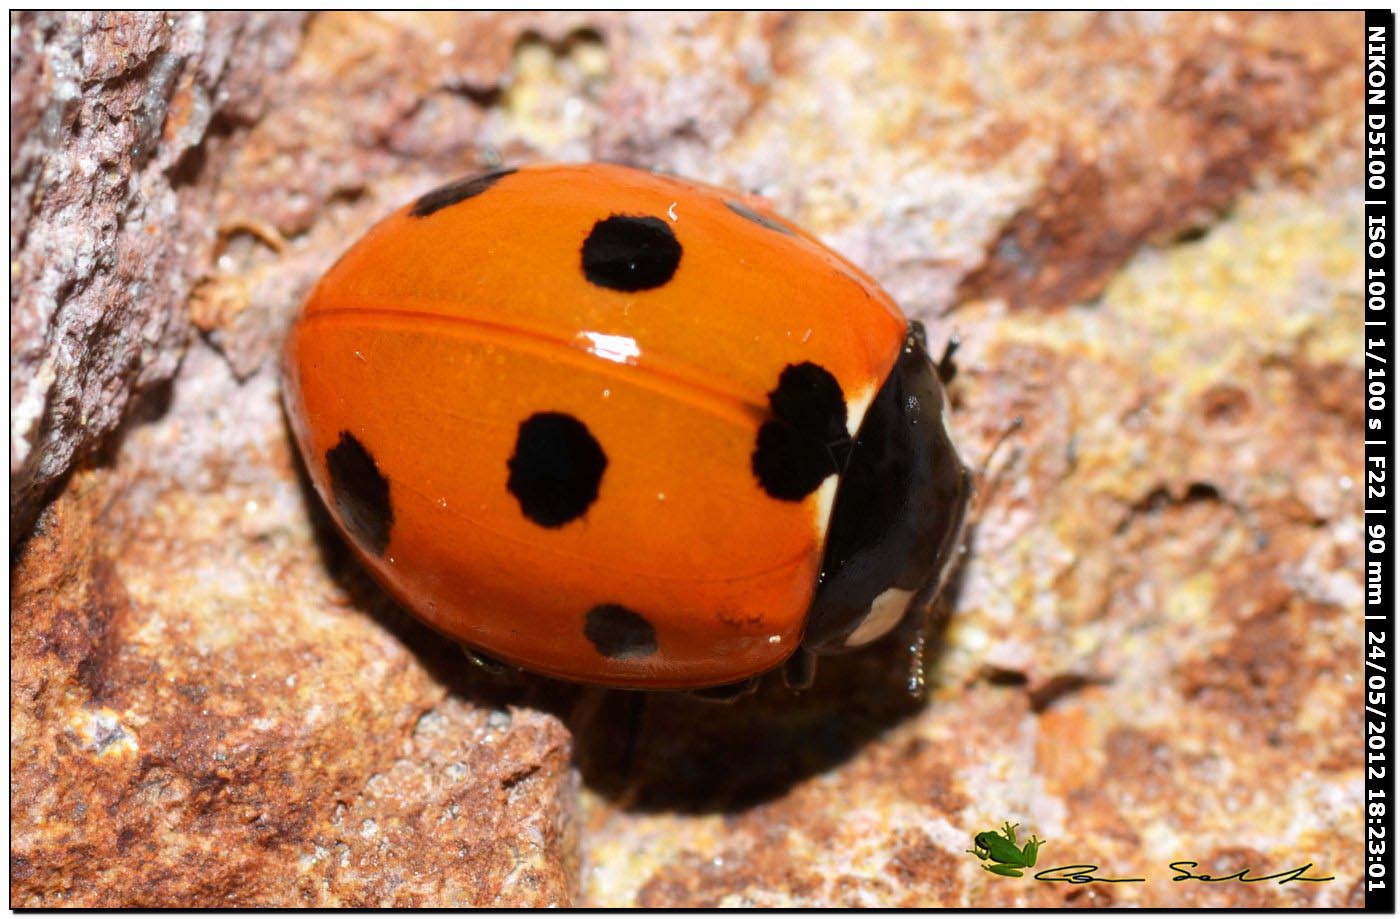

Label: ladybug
[283,163,972,692]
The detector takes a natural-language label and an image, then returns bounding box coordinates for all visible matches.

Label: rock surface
[11,11,1365,907]
[9,11,305,541]
[10,346,579,907]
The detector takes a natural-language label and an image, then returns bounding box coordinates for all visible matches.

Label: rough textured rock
[10,11,306,542]
[11,11,1365,908]
[11,346,579,907]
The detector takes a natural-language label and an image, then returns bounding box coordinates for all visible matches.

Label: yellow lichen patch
[504,31,611,150]
[1099,192,1362,377]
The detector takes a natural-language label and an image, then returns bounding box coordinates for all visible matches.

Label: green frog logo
[967,822,1044,877]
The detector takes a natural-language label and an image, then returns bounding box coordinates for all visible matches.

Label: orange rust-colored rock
[10,348,579,908]
[955,13,1354,312]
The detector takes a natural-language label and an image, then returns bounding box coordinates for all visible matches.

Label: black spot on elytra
[580,215,682,291]
[726,199,795,235]
[583,604,658,659]
[751,362,850,501]
[507,412,607,527]
[409,168,516,218]
[325,431,393,555]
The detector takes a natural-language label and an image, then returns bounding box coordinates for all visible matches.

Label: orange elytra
[282,163,972,691]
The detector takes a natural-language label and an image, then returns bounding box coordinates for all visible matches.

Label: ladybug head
[801,322,973,653]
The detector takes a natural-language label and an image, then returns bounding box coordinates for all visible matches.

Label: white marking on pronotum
[844,385,876,437]
[812,474,839,543]
[576,331,642,365]
[667,201,678,222]
[845,586,916,647]
[811,386,877,540]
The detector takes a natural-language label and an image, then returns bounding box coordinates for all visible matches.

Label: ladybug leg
[782,647,816,690]
[619,690,647,778]
[896,597,937,699]
[906,611,930,698]
[690,676,761,703]
[458,642,511,675]
[935,333,961,386]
